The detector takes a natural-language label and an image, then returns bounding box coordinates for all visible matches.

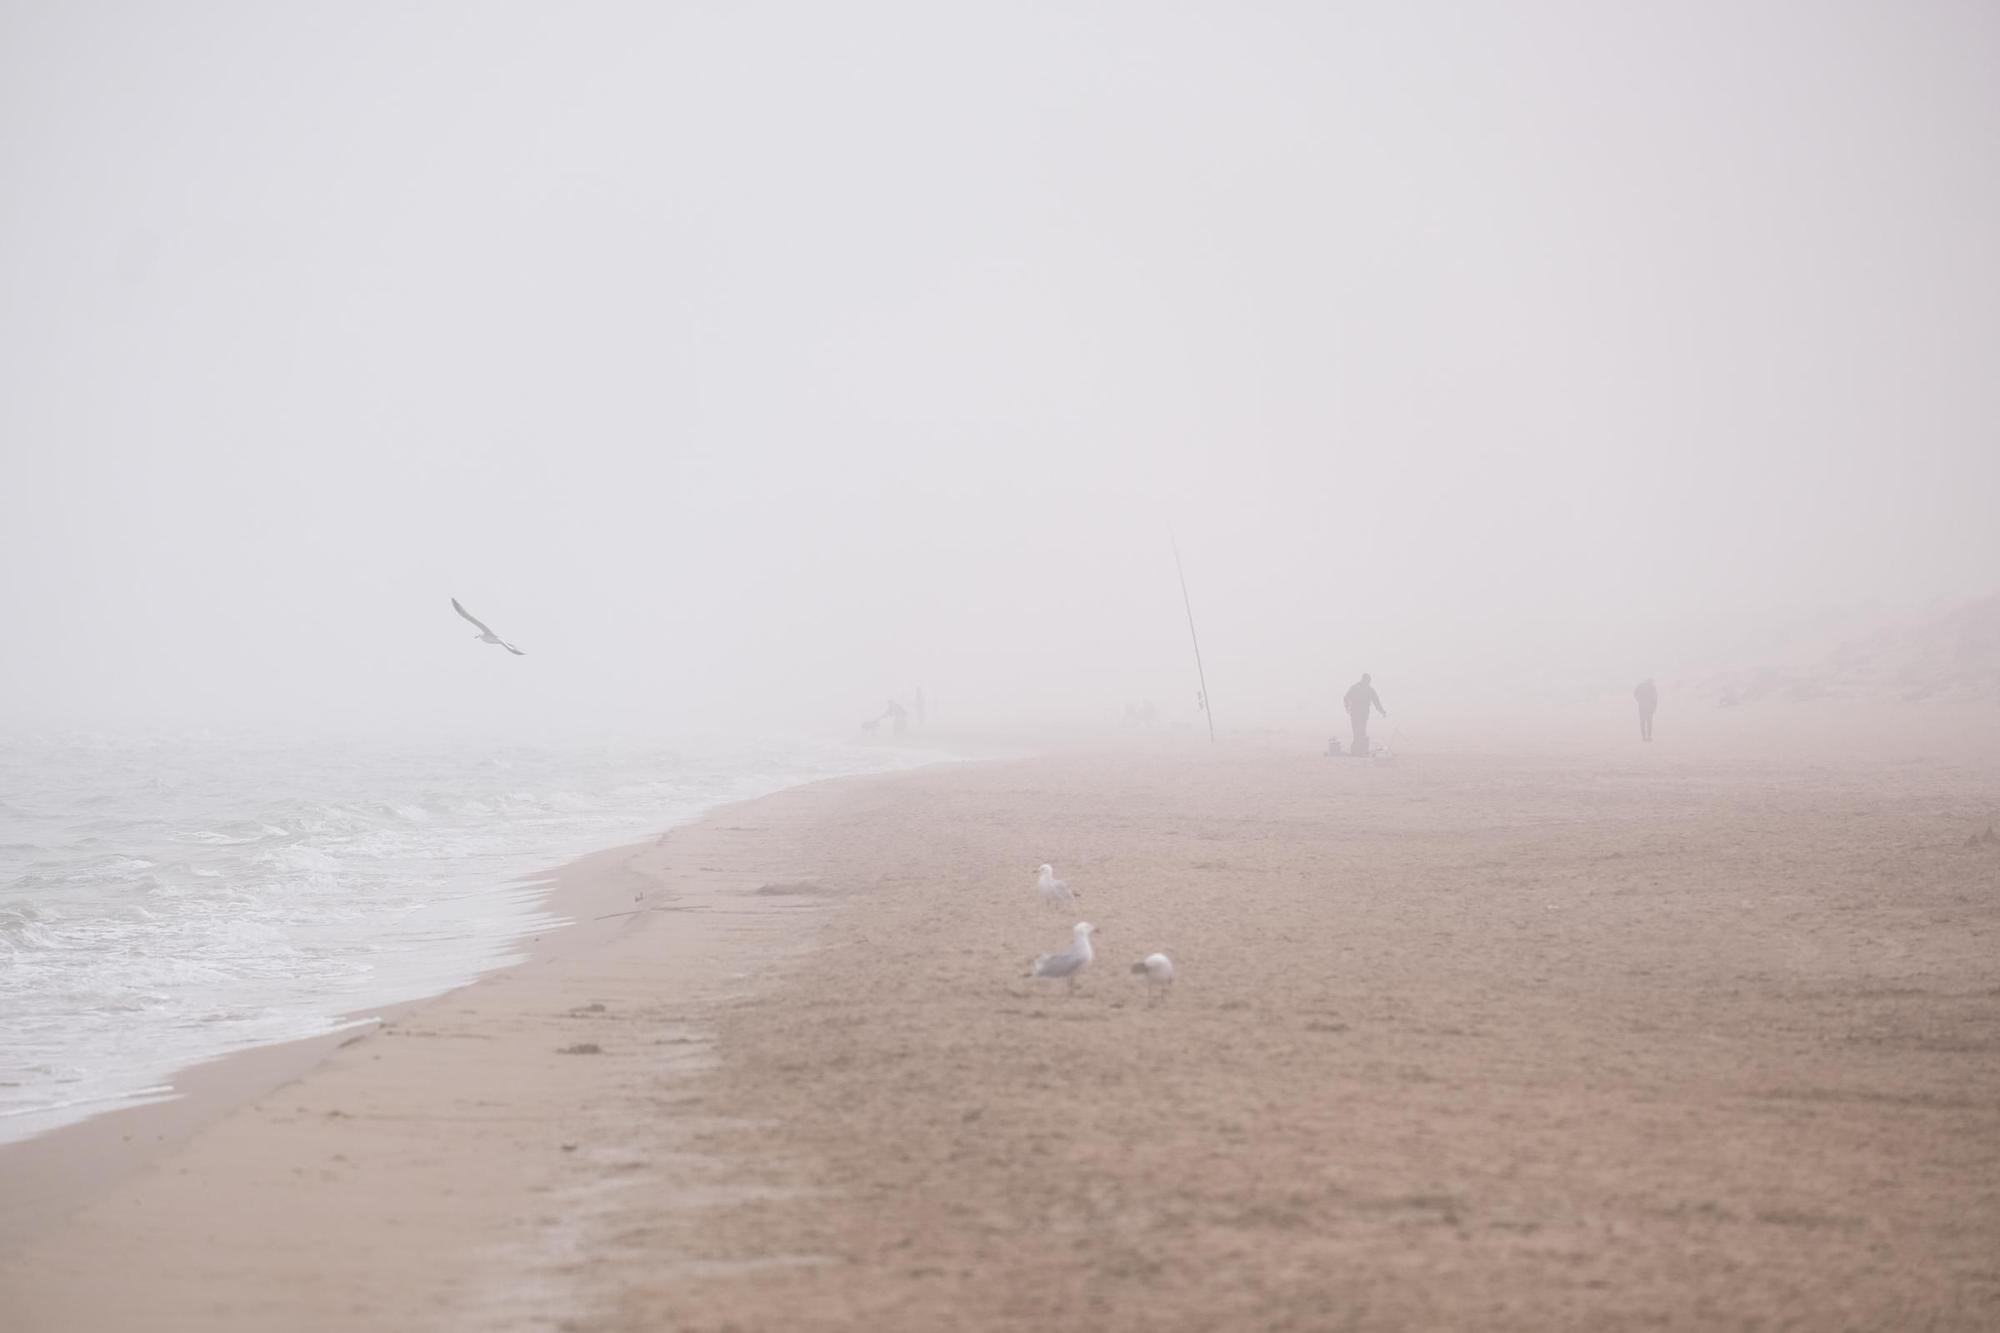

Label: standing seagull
[1131,952,1175,1004]
[1028,922,1097,993]
[451,598,526,656]
[1036,863,1078,909]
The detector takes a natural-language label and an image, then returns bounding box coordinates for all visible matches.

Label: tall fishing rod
[1169,530,1215,743]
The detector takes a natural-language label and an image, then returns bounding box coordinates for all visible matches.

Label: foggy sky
[3,2,1996,736]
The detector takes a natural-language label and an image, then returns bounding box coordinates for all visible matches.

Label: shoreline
[0,760,947,1329]
[0,759,950,1259]
[0,733,975,1154]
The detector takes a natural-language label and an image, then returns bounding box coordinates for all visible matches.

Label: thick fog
[3,2,1995,737]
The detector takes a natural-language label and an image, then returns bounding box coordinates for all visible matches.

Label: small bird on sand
[1028,922,1097,993]
[1036,863,1078,908]
[451,598,526,656]
[1131,952,1174,1002]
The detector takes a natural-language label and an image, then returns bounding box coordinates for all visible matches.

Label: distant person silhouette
[881,698,908,737]
[1343,673,1387,756]
[1634,678,1658,741]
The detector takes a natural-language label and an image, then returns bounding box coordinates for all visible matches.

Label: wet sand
[5,728,1999,1330]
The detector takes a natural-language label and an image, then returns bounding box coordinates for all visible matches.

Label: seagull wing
[451,598,495,636]
[501,641,526,656]
[1031,944,1087,978]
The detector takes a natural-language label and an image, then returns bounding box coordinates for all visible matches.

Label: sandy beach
[7,3,1995,1328]
[5,727,2000,1331]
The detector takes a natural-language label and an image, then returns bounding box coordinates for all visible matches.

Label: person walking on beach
[1634,677,1658,741]
[1343,673,1387,756]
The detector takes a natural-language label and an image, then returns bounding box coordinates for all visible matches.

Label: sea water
[0,730,941,1144]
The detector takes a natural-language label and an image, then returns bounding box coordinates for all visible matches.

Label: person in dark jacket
[1343,673,1387,756]
[1634,678,1658,741]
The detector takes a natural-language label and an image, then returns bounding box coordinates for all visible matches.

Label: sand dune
[1703,591,2000,706]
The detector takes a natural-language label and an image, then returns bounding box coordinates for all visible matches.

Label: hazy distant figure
[1634,678,1659,741]
[1343,673,1387,756]
[880,698,908,736]
[1124,700,1160,728]
[450,598,525,656]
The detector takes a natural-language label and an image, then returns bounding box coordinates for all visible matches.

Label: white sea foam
[0,732,945,1144]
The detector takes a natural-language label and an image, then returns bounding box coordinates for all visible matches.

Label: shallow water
[0,730,939,1143]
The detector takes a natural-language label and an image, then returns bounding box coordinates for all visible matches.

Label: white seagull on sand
[1028,922,1098,992]
[1036,863,1078,908]
[1131,952,1175,1003]
[451,598,526,656]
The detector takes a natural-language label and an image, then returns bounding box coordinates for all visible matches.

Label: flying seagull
[1028,921,1097,993]
[451,598,525,656]
[1036,863,1078,909]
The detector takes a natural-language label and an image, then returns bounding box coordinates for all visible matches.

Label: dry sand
[4,730,2000,1331]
